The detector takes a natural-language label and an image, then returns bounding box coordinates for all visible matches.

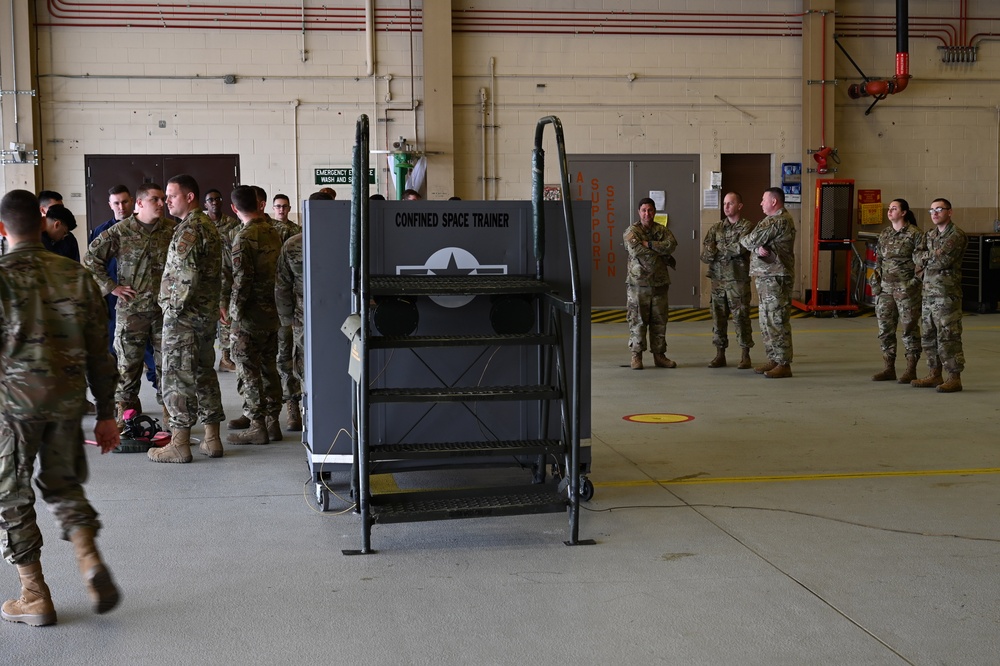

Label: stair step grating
[370,486,568,524]
[369,275,552,296]
[370,333,558,348]
[370,385,561,403]
[370,438,565,460]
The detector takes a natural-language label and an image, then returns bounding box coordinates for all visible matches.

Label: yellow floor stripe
[596,467,1000,488]
[590,307,876,323]
[371,473,401,493]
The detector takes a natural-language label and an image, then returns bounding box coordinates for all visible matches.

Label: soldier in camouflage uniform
[148,175,226,463]
[204,188,241,373]
[700,192,757,369]
[0,190,121,627]
[271,194,302,431]
[911,198,968,393]
[225,185,284,445]
[740,187,796,379]
[84,183,175,429]
[275,232,305,425]
[624,197,678,370]
[869,198,924,383]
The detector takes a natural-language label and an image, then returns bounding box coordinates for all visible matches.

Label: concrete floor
[4,313,1000,665]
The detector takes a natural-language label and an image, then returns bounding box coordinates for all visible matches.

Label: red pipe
[847,0,910,100]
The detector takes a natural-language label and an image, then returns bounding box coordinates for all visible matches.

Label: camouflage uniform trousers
[626,284,669,354]
[232,327,282,421]
[277,324,301,402]
[710,278,754,350]
[0,418,100,565]
[920,294,965,373]
[217,317,232,354]
[292,324,305,388]
[114,309,162,405]
[755,275,793,364]
[875,279,921,358]
[160,315,226,430]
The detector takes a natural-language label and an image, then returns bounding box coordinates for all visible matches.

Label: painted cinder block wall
[29,0,1000,306]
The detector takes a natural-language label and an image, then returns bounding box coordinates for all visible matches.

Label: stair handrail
[532,115,583,543]
[351,114,374,553]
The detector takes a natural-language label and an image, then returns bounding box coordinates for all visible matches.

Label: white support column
[0,1,40,193]
[422,0,456,200]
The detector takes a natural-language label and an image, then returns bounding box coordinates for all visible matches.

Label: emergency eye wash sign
[315,167,376,185]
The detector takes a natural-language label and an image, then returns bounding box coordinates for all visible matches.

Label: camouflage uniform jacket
[740,208,796,277]
[873,223,923,286]
[230,217,282,333]
[84,214,176,315]
[914,221,968,299]
[270,216,298,243]
[701,217,756,281]
[158,208,223,323]
[0,243,118,421]
[275,233,304,330]
[623,221,677,287]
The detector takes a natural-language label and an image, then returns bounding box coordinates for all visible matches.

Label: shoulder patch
[175,228,198,257]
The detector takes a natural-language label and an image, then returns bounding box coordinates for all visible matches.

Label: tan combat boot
[218,350,236,372]
[754,360,777,375]
[872,354,896,381]
[764,364,793,379]
[653,353,677,368]
[1,561,57,626]
[285,400,302,432]
[69,527,120,614]
[707,348,726,368]
[630,353,643,370]
[897,355,919,384]
[227,414,251,430]
[266,416,283,442]
[937,372,963,393]
[737,347,752,370]
[200,422,224,458]
[148,427,193,463]
[227,419,268,445]
[911,367,943,388]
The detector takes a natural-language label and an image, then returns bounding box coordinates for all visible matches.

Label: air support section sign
[314,167,376,185]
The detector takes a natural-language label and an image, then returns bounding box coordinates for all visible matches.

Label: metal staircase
[344,115,590,554]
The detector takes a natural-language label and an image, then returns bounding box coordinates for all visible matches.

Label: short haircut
[637,197,655,209]
[273,194,290,204]
[252,186,267,203]
[0,189,43,236]
[108,184,130,197]
[231,185,259,214]
[45,204,77,231]
[136,182,164,200]
[402,189,421,199]
[38,190,63,207]
[765,187,785,205]
[205,188,222,199]
[167,174,200,202]
[308,191,334,201]
[369,194,386,201]
[932,197,952,209]
[725,191,743,203]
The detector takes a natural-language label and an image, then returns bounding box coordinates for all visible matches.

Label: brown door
[85,154,240,238]
[720,154,771,222]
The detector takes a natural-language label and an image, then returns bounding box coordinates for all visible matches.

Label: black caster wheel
[579,477,595,502]
[314,483,330,512]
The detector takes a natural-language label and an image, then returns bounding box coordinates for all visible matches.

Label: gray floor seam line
[661,481,916,666]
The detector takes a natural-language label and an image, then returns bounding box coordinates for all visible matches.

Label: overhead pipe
[848,0,911,99]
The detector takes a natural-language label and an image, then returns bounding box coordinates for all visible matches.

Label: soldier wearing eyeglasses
[912,198,968,392]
